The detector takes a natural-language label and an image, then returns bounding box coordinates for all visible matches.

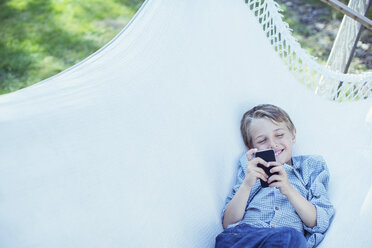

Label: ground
[276,0,372,73]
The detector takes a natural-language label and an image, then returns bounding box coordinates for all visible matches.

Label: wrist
[242,178,254,189]
[283,184,296,198]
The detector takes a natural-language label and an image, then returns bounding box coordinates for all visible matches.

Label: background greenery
[276,0,372,72]
[0,0,144,95]
[0,0,371,95]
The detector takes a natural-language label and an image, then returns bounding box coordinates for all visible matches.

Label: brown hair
[240,104,295,148]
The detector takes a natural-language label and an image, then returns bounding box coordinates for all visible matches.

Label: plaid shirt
[222,154,335,248]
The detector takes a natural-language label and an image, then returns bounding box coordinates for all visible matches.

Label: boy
[215,104,334,248]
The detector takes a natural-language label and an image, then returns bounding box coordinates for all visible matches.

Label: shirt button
[275,206,279,211]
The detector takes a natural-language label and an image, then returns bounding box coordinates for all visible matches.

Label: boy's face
[250,118,296,165]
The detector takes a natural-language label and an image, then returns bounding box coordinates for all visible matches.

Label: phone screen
[255,149,276,188]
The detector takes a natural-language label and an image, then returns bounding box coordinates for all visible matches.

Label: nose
[268,139,278,149]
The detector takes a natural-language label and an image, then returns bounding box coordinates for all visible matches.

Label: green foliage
[277,0,372,73]
[0,0,144,95]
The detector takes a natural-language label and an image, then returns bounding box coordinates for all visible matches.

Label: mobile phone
[255,149,277,188]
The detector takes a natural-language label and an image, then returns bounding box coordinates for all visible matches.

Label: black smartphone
[255,149,277,188]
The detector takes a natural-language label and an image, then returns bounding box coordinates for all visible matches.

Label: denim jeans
[215,223,307,248]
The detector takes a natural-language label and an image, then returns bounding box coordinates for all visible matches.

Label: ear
[292,128,297,144]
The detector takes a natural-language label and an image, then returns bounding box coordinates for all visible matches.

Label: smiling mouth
[275,149,284,157]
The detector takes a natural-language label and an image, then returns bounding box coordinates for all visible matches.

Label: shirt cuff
[303,205,329,234]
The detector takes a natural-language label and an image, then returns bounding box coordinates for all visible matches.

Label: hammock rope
[245,0,372,101]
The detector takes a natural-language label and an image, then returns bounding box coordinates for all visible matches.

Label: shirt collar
[289,156,301,170]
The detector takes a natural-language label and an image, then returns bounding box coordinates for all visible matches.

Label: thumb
[246,148,258,160]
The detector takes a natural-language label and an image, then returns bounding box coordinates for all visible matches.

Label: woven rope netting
[245,0,372,102]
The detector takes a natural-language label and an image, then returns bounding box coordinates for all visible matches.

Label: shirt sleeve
[303,156,335,247]
[221,157,246,228]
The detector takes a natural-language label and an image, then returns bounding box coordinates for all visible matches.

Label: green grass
[277,0,372,73]
[277,1,334,62]
[0,0,144,95]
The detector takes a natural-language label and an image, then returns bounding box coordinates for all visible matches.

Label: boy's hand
[244,149,269,187]
[267,162,293,196]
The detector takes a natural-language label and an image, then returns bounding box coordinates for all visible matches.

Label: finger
[253,167,268,179]
[252,157,269,167]
[246,148,258,161]
[269,166,284,174]
[269,182,281,188]
[267,174,281,184]
[267,161,282,167]
[252,170,268,182]
[248,166,267,178]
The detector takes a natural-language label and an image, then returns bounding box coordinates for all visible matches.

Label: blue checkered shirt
[222,154,335,248]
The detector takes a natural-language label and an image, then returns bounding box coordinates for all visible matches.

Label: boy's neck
[286,158,293,166]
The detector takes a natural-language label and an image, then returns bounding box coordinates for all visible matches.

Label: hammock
[0,0,371,247]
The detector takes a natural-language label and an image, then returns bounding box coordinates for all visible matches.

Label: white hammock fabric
[0,0,371,247]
